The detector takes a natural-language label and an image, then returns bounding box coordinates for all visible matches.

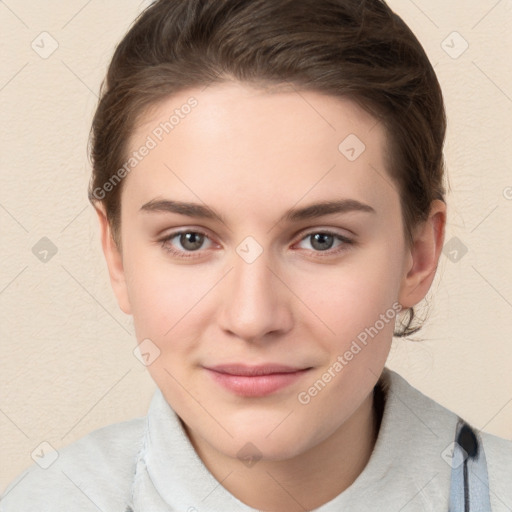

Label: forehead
[123,81,398,221]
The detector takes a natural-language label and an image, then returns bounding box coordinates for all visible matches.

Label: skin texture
[95,81,446,511]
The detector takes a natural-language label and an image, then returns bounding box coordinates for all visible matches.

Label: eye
[159,228,355,260]
[296,230,354,256]
[159,230,214,259]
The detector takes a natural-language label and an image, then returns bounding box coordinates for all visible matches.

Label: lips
[205,363,309,376]
[204,363,312,397]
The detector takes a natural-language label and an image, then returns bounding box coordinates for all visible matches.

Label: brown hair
[87,0,447,337]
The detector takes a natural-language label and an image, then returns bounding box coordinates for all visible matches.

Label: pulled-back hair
[88,0,447,337]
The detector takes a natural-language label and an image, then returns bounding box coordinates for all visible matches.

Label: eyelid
[294,226,354,240]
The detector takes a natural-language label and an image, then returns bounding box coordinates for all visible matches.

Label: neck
[184,385,382,511]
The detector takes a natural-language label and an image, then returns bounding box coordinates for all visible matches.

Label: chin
[216,422,314,462]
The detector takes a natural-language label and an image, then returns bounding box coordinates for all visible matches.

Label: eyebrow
[139,198,376,223]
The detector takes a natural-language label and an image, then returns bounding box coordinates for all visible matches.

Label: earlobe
[398,199,447,309]
[94,205,132,316]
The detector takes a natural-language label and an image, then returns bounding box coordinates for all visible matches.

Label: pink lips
[204,363,311,397]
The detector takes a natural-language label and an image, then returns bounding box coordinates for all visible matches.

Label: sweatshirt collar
[130,367,456,511]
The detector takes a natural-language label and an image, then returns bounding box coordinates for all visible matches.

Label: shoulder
[0,416,145,512]
[384,367,512,451]
[380,367,461,431]
[382,367,512,508]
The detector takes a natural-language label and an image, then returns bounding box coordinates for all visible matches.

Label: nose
[217,247,294,343]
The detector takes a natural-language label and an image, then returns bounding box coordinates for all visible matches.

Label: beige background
[1,0,511,493]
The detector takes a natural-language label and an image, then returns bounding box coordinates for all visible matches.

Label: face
[98,81,443,463]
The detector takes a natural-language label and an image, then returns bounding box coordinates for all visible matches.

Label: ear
[398,199,447,308]
[94,205,132,315]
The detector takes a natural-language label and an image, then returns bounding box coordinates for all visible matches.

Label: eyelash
[158,229,355,260]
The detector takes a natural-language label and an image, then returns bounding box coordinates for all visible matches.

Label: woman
[2,0,511,510]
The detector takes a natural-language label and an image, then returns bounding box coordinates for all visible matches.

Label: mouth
[203,363,312,397]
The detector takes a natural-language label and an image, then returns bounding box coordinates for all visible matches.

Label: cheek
[295,246,403,343]
[122,243,182,335]
[123,245,216,355]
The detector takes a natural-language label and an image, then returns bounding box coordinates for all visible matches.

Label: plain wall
[1,0,511,493]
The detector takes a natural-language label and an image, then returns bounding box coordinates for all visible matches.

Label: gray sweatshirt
[1,367,511,511]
